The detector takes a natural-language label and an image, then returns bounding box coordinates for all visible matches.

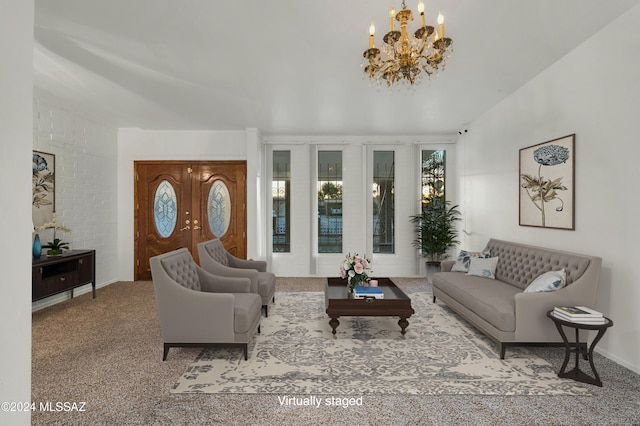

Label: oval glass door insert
[208,180,231,238]
[153,180,178,238]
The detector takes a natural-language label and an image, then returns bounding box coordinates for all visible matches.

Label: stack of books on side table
[353,285,384,299]
[553,306,606,324]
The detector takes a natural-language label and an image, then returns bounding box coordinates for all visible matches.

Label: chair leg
[264,304,268,317]
[244,344,248,361]
[433,295,436,303]
[162,344,170,361]
[258,324,261,334]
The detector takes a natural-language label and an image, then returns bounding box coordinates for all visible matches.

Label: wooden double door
[134,161,246,280]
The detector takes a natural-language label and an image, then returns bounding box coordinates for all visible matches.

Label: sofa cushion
[524,269,566,293]
[232,293,262,334]
[433,272,520,332]
[451,250,491,272]
[466,256,499,279]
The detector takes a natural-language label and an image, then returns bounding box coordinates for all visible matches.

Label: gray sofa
[433,239,602,358]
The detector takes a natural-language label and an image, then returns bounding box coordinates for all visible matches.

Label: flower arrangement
[340,253,372,292]
[35,213,71,255]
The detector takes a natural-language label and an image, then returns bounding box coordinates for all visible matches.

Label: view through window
[373,151,395,253]
[272,151,290,252]
[318,151,342,253]
[421,150,446,209]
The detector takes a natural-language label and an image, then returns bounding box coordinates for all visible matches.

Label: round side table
[546,310,613,387]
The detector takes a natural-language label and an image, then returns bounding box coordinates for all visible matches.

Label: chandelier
[362,0,453,87]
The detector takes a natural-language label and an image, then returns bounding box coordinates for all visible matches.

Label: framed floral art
[519,134,575,230]
[32,150,55,228]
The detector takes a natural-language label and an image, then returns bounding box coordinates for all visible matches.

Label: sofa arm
[227,253,267,272]
[197,268,251,293]
[441,260,455,272]
[199,253,259,293]
[514,256,602,341]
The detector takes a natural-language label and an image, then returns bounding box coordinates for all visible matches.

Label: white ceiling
[33,0,640,135]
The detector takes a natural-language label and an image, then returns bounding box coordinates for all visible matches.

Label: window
[373,151,394,253]
[153,180,177,238]
[318,151,342,253]
[421,150,446,209]
[272,151,291,252]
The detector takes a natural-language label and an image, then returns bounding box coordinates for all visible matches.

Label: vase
[33,234,42,258]
[426,261,442,284]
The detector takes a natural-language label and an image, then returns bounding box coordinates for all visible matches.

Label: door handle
[180,225,191,231]
[193,219,202,230]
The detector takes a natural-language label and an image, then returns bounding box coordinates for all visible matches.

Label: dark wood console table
[32,250,96,302]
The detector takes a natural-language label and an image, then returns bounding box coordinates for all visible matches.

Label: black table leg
[555,322,606,387]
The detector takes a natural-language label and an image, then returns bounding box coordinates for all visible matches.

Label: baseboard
[595,346,640,375]
[31,280,117,312]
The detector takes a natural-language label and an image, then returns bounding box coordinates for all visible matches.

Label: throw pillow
[451,250,491,272]
[466,256,499,279]
[524,269,567,293]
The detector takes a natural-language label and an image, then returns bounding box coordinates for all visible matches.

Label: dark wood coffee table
[325,277,415,336]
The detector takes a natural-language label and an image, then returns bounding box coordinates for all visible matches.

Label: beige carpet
[31,279,640,425]
[172,292,590,395]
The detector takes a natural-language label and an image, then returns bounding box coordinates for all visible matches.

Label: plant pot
[425,261,441,284]
[47,249,63,256]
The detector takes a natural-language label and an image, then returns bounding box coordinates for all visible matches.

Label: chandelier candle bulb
[369,22,375,48]
[418,1,425,26]
[390,7,395,31]
[438,13,444,38]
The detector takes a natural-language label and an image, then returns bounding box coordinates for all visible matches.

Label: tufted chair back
[485,239,591,290]
[204,239,229,266]
[159,249,202,291]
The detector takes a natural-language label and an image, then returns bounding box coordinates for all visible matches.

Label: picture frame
[32,150,55,227]
[519,134,575,230]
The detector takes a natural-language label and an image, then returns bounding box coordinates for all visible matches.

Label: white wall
[32,88,119,310]
[0,0,33,424]
[117,128,263,280]
[456,4,640,372]
[264,136,455,277]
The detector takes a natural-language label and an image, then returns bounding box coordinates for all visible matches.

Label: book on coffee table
[353,286,384,299]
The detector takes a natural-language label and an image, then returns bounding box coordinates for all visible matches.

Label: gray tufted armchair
[197,239,276,316]
[150,248,262,361]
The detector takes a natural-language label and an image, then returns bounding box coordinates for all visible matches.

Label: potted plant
[409,198,461,282]
[35,213,71,256]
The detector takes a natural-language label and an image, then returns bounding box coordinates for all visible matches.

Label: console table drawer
[41,271,79,295]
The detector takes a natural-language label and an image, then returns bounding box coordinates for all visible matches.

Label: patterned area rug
[171,292,591,395]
